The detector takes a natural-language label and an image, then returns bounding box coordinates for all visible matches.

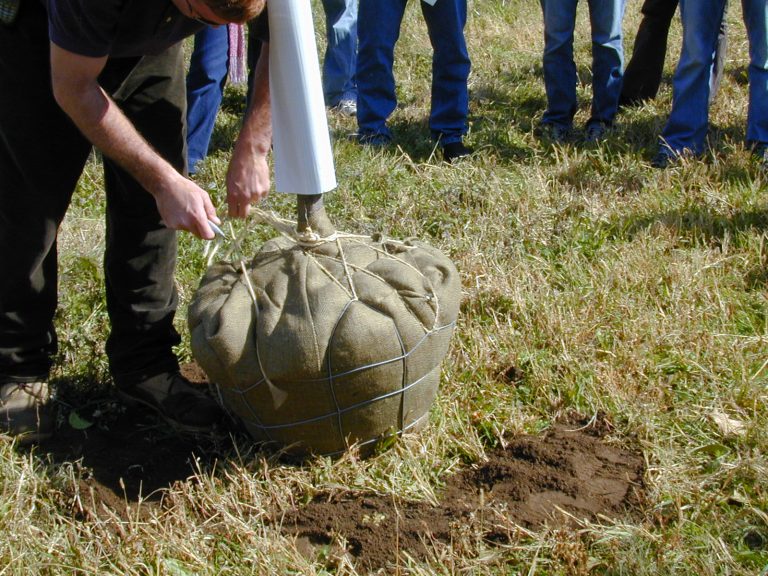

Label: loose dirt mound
[29,365,644,571]
[282,421,645,571]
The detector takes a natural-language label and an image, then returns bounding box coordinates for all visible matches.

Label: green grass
[2,0,767,574]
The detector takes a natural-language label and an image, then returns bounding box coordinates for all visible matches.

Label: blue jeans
[621,0,728,106]
[662,0,768,154]
[357,0,470,144]
[540,0,626,129]
[188,4,356,171]
[322,0,358,106]
[185,26,229,175]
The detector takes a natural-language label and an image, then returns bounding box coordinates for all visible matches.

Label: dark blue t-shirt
[46,0,203,58]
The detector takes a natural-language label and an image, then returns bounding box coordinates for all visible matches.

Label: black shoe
[536,122,571,144]
[357,132,392,147]
[442,141,473,163]
[651,149,675,169]
[117,372,223,433]
[584,121,610,143]
[751,143,768,171]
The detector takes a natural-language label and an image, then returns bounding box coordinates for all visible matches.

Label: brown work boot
[117,372,223,433]
[0,381,54,444]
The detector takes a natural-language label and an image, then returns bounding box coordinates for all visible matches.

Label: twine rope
[202,207,450,451]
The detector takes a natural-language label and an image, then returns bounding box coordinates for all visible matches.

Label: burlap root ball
[188,233,461,457]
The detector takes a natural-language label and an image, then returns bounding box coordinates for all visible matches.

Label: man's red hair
[204,0,266,23]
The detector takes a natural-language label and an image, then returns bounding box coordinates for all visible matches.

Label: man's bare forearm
[50,48,183,198]
[238,42,273,160]
[227,42,273,216]
[49,44,217,238]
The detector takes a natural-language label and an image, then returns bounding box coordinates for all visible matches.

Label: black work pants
[0,0,186,387]
[621,0,728,105]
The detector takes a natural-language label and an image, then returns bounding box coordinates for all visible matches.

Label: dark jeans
[0,0,184,387]
[357,0,470,144]
[620,0,728,105]
[186,26,230,175]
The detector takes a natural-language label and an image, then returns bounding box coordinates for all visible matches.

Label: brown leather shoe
[0,381,54,444]
[117,372,223,433]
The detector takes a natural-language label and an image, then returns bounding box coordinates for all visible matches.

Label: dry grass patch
[4,0,766,574]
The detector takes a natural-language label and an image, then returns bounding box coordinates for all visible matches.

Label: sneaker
[584,121,610,143]
[536,122,571,144]
[330,99,357,117]
[442,141,474,163]
[357,131,392,147]
[117,372,223,433]
[0,381,54,444]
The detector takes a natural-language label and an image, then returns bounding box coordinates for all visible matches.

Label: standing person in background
[537,0,626,143]
[186,24,248,176]
[186,0,357,175]
[355,0,473,163]
[620,0,728,107]
[321,0,358,116]
[652,0,768,169]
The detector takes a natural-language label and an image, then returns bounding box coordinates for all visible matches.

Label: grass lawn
[2,0,767,574]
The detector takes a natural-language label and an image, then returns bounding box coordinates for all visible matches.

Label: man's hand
[155,174,220,239]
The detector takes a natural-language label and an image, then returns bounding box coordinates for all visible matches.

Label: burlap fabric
[188,232,460,456]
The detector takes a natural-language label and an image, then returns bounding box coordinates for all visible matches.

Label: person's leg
[620,0,678,105]
[102,48,187,388]
[421,0,471,146]
[356,0,408,140]
[710,0,729,102]
[659,0,727,156]
[742,0,768,149]
[185,26,230,175]
[539,0,579,130]
[587,0,626,127]
[0,0,92,384]
[321,0,358,107]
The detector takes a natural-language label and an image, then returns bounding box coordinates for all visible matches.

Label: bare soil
[282,417,645,572]
[30,364,645,572]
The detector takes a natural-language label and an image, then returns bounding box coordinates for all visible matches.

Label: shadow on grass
[205,84,249,157]
[27,378,234,504]
[207,114,242,157]
[618,206,768,247]
[471,70,674,161]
